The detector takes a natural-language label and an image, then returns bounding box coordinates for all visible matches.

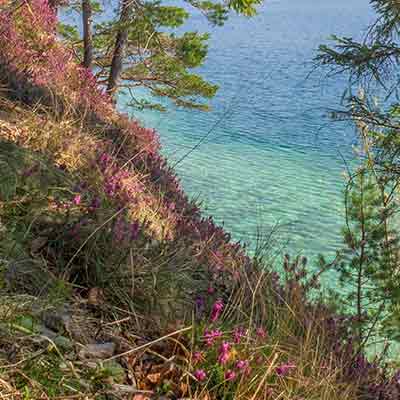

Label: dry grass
[0,36,376,400]
[0,93,177,242]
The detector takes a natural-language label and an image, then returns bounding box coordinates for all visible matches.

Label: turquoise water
[126,0,374,260]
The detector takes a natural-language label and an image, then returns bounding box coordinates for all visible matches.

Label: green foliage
[227,0,262,16]
[175,32,209,68]
[144,2,189,27]
[371,0,400,39]
[316,0,400,348]
[316,1,400,90]
[60,0,262,110]
[336,170,400,343]
[185,0,229,26]
[57,22,80,43]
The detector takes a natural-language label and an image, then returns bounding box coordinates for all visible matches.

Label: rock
[10,315,73,350]
[42,308,72,333]
[110,384,139,394]
[78,342,116,360]
[36,327,73,351]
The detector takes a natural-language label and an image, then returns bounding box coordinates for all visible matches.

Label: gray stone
[78,342,116,360]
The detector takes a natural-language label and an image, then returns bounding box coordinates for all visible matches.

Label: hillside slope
[0,1,399,399]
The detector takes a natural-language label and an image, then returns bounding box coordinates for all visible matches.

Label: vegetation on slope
[0,0,399,399]
[316,0,400,348]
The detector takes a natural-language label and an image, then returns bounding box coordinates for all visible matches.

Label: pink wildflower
[217,341,230,365]
[73,194,81,205]
[235,359,249,370]
[113,216,126,242]
[130,221,140,240]
[255,355,265,365]
[276,362,296,377]
[256,327,267,339]
[89,196,101,211]
[203,329,223,346]
[194,369,207,382]
[235,359,251,375]
[232,326,246,343]
[192,351,204,364]
[224,370,236,381]
[210,299,224,322]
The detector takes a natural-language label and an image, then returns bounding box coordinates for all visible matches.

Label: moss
[16,355,85,397]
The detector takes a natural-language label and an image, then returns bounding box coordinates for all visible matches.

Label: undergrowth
[0,0,399,399]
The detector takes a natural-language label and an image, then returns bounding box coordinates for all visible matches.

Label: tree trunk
[107,0,132,97]
[82,0,93,69]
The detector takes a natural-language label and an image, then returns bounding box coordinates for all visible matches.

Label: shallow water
[125,0,374,261]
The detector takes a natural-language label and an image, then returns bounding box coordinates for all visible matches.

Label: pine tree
[60,0,262,110]
[338,169,400,344]
[316,0,400,344]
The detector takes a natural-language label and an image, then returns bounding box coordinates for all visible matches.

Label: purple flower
[113,216,126,242]
[98,152,112,172]
[210,299,224,322]
[22,164,39,177]
[217,341,230,365]
[276,362,296,377]
[235,359,249,371]
[195,296,205,316]
[89,196,101,211]
[232,326,246,344]
[194,369,207,382]
[256,327,267,339]
[203,329,222,346]
[73,194,81,205]
[224,370,236,381]
[130,221,140,240]
[192,351,204,364]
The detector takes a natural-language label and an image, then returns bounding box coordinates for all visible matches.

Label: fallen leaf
[132,395,151,400]
[88,287,105,306]
[146,372,162,384]
[179,382,188,395]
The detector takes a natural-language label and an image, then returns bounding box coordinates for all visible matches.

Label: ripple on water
[127,0,373,262]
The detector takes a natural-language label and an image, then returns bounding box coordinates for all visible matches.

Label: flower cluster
[192,323,290,388]
[4,4,400,398]
[217,341,230,365]
[112,215,140,243]
[232,326,246,343]
[276,362,296,377]
[0,0,112,116]
[203,329,223,347]
[210,299,224,322]
[1,0,254,283]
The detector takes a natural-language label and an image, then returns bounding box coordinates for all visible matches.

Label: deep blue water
[123,0,374,261]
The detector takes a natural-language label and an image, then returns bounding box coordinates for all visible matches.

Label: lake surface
[125,0,374,261]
